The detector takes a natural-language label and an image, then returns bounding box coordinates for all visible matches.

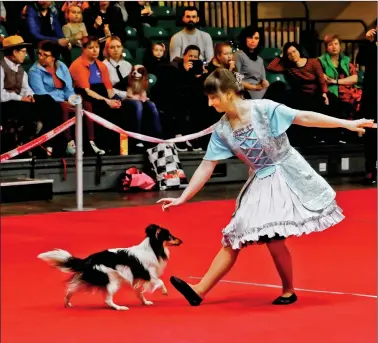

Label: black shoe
[272,293,298,305]
[170,276,203,306]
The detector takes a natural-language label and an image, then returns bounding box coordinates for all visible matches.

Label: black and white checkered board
[147,143,188,190]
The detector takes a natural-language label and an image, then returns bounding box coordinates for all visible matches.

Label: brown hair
[323,34,341,47]
[204,68,244,97]
[214,42,232,58]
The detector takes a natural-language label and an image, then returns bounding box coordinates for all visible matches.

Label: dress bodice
[232,123,275,177]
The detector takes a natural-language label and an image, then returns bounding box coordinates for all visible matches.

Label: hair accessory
[234,72,244,85]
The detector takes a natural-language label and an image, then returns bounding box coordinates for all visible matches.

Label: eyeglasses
[38,51,52,59]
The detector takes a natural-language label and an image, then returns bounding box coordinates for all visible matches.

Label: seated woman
[266,42,330,145]
[102,36,163,149]
[319,34,362,118]
[69,35,124,155]
[28,40,80,156]
[235,26,270,100]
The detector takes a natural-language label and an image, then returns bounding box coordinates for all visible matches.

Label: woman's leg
[189,246,240,298]
[144,100,162,137]
[266,240,294,295]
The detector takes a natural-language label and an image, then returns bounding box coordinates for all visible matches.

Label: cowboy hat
[1,35,32,50]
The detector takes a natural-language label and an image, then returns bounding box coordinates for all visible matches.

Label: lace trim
[222,203,344,250]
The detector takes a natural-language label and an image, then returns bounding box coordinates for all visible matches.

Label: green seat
[157,19,176,34]
[122,48,134,64]
[152,6,175,19]
[200,27,227,40]
[147,73,157,91]
[124,26,139,53]
[71,46,82,61]
[266,71,287,85]
[260,48,281,62]
[143,26,170,40]
[0,24,8,38]
[228,27,243,41]
[135,47,146,64]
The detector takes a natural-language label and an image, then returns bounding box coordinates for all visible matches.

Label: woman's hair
[282,41,303,66]
[323,34,341,47]
[38,40,61,60]
[238,25,264,60]
[103,35,122,59]
[204,68,244,96]
[82,36,99,49]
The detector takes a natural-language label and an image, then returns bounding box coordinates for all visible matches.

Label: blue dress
[204,99,344,249]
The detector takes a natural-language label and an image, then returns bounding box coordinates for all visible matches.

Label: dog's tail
[37,249,85,273]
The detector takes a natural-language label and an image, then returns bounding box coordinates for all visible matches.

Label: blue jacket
[28,61,76,102]
[26,4,64,42]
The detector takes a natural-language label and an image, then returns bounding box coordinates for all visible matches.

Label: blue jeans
[123,99,162,137]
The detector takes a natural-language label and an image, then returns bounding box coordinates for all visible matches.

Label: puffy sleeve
[264,100,299,137]
[203,130,234,161]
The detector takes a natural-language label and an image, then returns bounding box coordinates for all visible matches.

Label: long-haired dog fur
[126,64,149,102]
[37,224,182,310]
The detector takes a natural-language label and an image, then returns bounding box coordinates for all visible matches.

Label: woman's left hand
[345,118,377,134]
[322,93,329,105]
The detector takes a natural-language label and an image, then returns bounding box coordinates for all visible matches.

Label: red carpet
[1,189,376,343]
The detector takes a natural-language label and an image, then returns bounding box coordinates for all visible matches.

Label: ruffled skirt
[222,171,345,250]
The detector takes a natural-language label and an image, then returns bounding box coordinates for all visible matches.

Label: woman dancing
[157,69,375,306]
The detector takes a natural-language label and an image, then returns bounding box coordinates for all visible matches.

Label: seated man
[0,35,60,156]
[169,6,213,62]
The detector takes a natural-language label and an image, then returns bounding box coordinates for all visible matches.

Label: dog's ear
[145,224,161,238]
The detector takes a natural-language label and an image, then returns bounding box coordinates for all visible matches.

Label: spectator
[102,36,163,149]
[69,36,121,155]
[83,2,125,44]
[235,26,269,99]
[102,36,132,99]
[0,1,6,24]
[356,28,377,184]
[25,2,71,65]
[171,45,207,151]
[28,40,79,156]
[267,42,330,145]
[170,6,213,62]
[62,4,88,48]
[205,42,236,76]
[319,34,362,117]
[0,35,59,156]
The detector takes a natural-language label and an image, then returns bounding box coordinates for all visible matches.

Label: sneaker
[89,140,105,155]
[188,140,203,152]
[175,142,188,152]
[66,140,76,156]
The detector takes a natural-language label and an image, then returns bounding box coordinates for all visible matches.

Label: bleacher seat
[357,70,364,88]
[135,47,146,64]
[266,71,287,85]
[0,24,8,38]
[228,27,243,43]
[143,26,170,41]
[260,47,281,62]
[122,48,134,64]
[71,46,82,61]
[152,6,175,19]
[200,27,227,43]
[147,73,157,91]
[124,26,138,53]
[157,19,177,35]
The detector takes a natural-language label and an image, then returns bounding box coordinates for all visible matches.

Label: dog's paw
[143,300,154,306]
[64,302,73,308]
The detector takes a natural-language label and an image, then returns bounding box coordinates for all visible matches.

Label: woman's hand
[106,99,121,108]
[322,93,329,105]
[344,118,377,134]
[366,28,377,42]
[324,74,337,84]
[156,197,184,211]
[260,79,270,89]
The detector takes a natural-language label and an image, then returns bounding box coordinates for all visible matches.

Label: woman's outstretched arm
[293,111,376,134]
